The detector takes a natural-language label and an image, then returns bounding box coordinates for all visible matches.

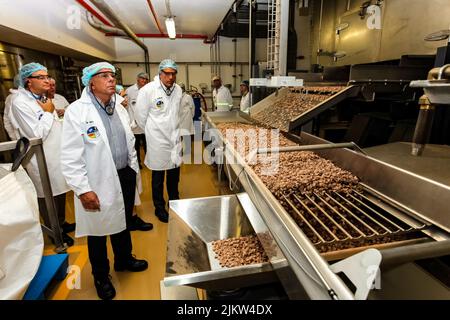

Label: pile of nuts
[213,121,413,254]
[212,235,269,268]
[215,122,360,197]
[252,86,345,131]
[215,122,297,160]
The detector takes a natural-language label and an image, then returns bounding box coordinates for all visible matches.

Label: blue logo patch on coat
[155,97,164,108]
[87,126,100,139]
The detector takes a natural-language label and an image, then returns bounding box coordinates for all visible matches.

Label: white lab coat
[3,89,20,140]
[240,92,250,114]
[125,84,145,134]
[212,85,233,112]
[135,75,182,171]
[11,87,70,198]
[53,93,70,110]
[60,88,138,237]
[179,92,195,135]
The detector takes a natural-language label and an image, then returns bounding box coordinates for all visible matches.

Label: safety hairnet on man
[60,61,149,300]
[135,58,183,223]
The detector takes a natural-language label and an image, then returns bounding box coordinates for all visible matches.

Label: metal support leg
[33,142,66,253]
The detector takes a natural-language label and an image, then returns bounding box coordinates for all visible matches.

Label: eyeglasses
[161,70,177,77]
[28,75,52,81]
[93,71,117,80]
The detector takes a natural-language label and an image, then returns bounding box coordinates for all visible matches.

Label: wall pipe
[218,36,221,78]
[233,38,237,92]
[317,0,324,64]
[185,63,190,91]
[88,0,150,74]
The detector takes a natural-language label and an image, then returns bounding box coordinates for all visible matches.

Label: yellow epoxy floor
[45,145,231,300]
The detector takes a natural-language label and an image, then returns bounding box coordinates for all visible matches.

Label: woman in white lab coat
[135,59,182,223]
[11,62,73,245]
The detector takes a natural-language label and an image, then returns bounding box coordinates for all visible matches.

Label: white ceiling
[88,0,235,38]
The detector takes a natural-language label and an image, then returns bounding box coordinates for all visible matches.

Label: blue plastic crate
[23,253,69,300]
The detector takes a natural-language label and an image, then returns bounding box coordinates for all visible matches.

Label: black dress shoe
[114,256,148,272]
[94,275,116,300]
[62,222,76,233]
[51,233,74,247]
[128,216,153,231]
[155,209,169,223]
[63,233,74,247]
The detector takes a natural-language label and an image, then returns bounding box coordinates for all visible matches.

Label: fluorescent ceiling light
[165,18,176,39]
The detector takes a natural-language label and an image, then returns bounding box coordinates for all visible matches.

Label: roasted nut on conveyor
[212,235,269,268]
[252,86,345,131]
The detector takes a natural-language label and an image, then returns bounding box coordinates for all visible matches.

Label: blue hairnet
[115,85,124,94]
[19,62,47,87]
[81,62,116,87]
[159,59,177,73]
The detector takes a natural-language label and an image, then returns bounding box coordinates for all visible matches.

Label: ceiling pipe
[76,0,112,26]
[89,0,150,73]
[78,0,209,44]
[106,33,207,40]
[146,0,164,34]
[86,12,127,36]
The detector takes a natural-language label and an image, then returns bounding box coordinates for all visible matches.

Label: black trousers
[152,167,180,211]
[87,166,136,280]
[134,134,146,164]
[38,193,66,228]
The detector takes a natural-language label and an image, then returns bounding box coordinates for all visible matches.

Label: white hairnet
[137,72,149,80]
[81,62,116,86]
[159,59,178,73]
[19,62,47,87]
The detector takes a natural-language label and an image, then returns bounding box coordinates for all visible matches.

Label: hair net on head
[19,62,47,87]
[81,62,116,87]
[159,59,178,73]
[240,80,249,87]
[137,72,149,80]
[115,85,124,94]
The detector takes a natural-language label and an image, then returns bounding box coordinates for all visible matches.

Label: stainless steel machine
[162,108,450,300]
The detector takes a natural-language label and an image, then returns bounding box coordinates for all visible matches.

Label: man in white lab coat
[125,72,149,169]
[135,59,182,223]
[11,63,73,245]
[61,62,148,300]
[3,74,20,140]
[47,78,69,118]
[179,83,195,158]
[212,75,233,112]
[239,80,250,114]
